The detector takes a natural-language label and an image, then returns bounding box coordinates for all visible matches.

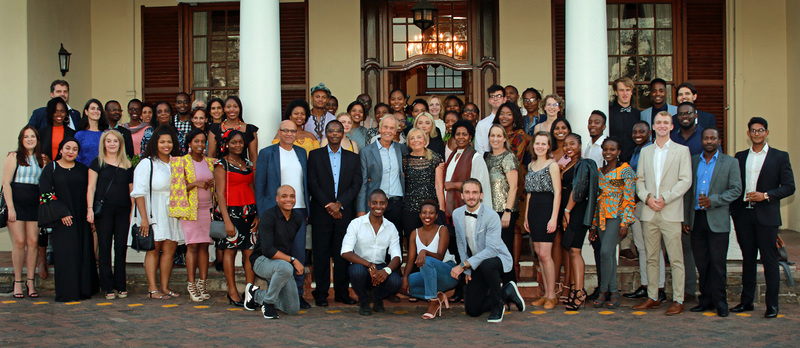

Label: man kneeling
[341,189,402,316]
[245,185,304,319]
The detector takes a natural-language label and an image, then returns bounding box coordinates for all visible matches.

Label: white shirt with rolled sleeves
[473,113,495,155]
[340,213,402,265]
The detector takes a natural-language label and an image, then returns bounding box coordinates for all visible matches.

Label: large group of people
[3,77,794,323]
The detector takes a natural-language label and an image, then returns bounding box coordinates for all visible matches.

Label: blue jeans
[252,256,299,315]
[408,257,458,300]
[292,208,307,296]
[348,263,402,304]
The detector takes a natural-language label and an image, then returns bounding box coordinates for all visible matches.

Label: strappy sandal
[164,290,180,298]
[593,291,608,308]
[606,292,621,309]
[421,299,443,319]
[148,290,171,300]
[13,280,24,299]
[566,288,587,310]
[26,279,39,298]
[117,291,128,299]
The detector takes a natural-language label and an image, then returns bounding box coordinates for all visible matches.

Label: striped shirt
[14,155,43,184]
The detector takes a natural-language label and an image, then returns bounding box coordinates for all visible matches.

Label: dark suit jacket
[730,146,795,226]
[307,146,362,224]
[38,125,76,160]
[683,152,741,232]
[357,140,408,213]
[254,144,309,215]
[112,126,136,158]
[29,106,81,131]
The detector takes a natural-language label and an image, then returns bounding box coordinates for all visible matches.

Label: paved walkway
[0,291,796,346]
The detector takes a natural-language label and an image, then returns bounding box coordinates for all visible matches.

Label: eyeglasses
[523,98,538,103]
[488,94,504,100]
[463,108,478,113]
[546,103,560,108]
[279,128,298,133]
[749,128,767,135]
[106,108,122,113]
[326,128,344,133]
[676,111,695,117]
[176,100,190,105]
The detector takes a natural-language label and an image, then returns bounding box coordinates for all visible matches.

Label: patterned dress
[593,163,636,231]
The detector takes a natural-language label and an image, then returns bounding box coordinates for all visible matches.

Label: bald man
[255,120,311,309]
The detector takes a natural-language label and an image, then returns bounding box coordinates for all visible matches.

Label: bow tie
[620,106,632,113]
[465,211,478,219]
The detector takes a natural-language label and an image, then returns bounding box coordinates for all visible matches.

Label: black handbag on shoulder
[93,165,119,217]
[0,164,18,228]
[38,163,71,228]
[130,160,155,252]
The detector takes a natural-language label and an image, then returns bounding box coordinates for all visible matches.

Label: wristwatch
[460,261,469,269]
[383,267,392,275]
[504,208,512,213]
[764,192,770,201]
[290,256,296,263]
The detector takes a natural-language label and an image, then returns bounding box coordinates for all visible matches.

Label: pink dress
[180,159,214,244]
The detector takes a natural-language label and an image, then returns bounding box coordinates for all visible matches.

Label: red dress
[213,158,257,250]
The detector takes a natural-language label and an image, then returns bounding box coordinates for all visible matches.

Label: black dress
[40,162,98,302]
[401,152,444,238]
[561,165,589,249]
[525,164,556,243]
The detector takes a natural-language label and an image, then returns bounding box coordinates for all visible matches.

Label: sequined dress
[485,150,520,213]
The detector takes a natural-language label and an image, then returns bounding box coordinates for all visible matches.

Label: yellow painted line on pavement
[65,302,80,305]
[325,310,341,314]
[564,311,579,315]
[97,303,113,306]
[162,304,179,308]
[34,301,48,305]
[702,312,716,316]
[504,311,511,314]
[735,313,750,317]
[299,310,307,314]
[530,310,546,315]
[194,305,209,309]
[2,300,18,304]
[632,311,647,315]
[227,308,243,311]
[128,303,143,307]
[393,310,408,314]
[461,311,467,314]
[598,311,614,315]
[777,314,785,318]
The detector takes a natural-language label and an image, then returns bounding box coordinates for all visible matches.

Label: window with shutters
[141,2,308,111]
[552,0,726,140]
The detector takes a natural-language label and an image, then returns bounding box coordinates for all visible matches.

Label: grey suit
[357,140,407,213]
[683,152,741,308]
[452,204,512,317]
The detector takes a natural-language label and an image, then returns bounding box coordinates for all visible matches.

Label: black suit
[29,106,81,131]
[307,145,362,301]
[38,126,76,161]
[730,146,795,308]
[609,101,641,163]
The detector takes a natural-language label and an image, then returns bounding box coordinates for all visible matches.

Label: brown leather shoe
[665,301,684,316]
[632,298,661,310]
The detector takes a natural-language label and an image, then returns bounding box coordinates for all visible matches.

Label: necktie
[620,106,632,113]
[465,211,478,219]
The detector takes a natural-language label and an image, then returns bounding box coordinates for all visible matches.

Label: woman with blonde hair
[533,94,566,134]
[413,112,445,159]
[87,129,134,299]
[402,127,446,251]
[427,95,447,136]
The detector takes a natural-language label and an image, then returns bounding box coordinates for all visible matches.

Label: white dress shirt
[341,214,402,264]
[744,143,769,200]
[464,204,481,254]
[279,146,306,209]
[652,139,671,198]
[473,113,495,154]
[582,134,607,167]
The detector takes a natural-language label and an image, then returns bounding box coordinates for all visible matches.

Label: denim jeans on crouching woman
[408,257,458,300]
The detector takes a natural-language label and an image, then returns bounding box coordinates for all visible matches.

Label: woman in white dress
[131,125,184,300]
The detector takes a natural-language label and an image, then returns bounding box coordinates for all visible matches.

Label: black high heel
[26,279,39,298]
[566,288,587,310]
[13,280,24,299]
[227,293,244,307]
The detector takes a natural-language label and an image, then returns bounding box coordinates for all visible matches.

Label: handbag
[93,165,119,217]
[130,159,155,252]
[209,159,233,240]
[38,163,72,228]
[0,164,18,228]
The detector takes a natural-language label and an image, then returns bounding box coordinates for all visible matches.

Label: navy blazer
[29,106,81,131]
[357,140,407,213]
[730,146,795,226]
[254,144,309,214]
[307,146,362,224]
[683,152,741,232]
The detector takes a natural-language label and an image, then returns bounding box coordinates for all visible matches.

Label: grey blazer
[683,152,742,232]
[452,204,512,276]
[357,140,407,213]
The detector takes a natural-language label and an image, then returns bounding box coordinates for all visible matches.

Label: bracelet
[564,208,571,213]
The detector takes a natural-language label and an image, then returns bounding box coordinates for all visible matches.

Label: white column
[240,0,281,147]
[565,0,609,141]
[565,0,609,267]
